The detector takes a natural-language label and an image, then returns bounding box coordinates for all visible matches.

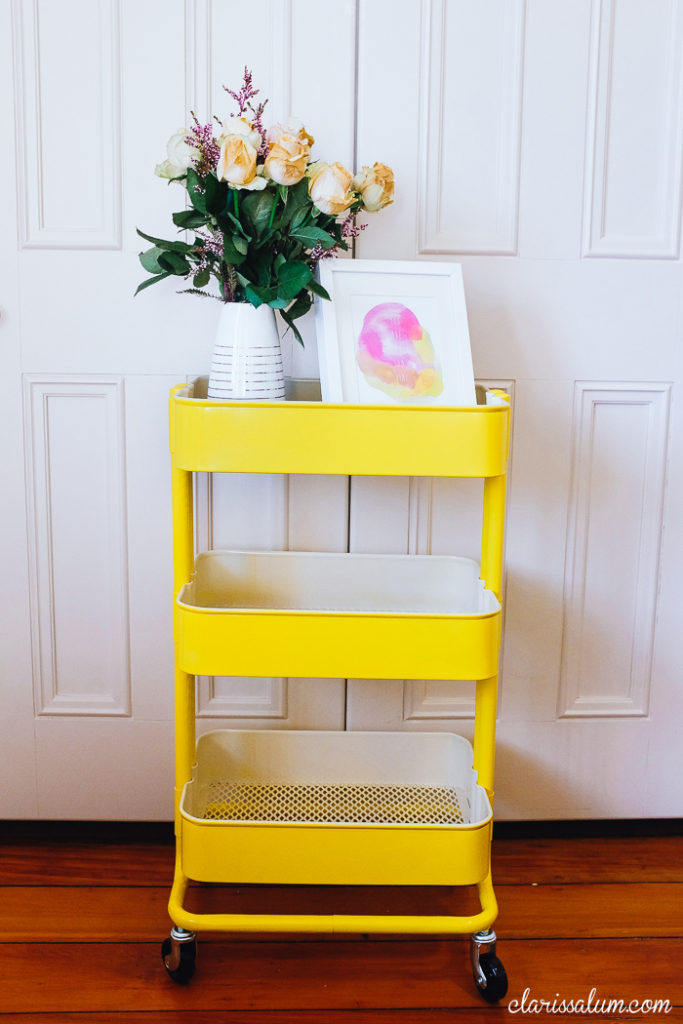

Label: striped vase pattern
[207,302,285,401]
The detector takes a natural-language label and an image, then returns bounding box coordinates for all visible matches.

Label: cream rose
[264,132,310,186]
[267,118,314,149]
[220,116,262,151]
[353,162,394,212]
[155,129,197,179]
[307,161,354,215]
[216,119,266,190]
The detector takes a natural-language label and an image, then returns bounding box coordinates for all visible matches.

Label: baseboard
[0,820,174,843]
[2,818,681,843]
[493,818,683,839]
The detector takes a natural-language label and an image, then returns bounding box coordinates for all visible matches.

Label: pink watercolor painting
[355,302,443,400]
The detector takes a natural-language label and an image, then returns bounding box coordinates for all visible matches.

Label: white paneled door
[2,0,353,819]
[3,0,682,819]
[352,0,683,820]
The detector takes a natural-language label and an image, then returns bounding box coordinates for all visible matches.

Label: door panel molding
[583,0,683,259]
[194,471,289,719]
[417,0,526,255]
[23,375,131,716]
[559,381,671,717]
[13,0,122,249]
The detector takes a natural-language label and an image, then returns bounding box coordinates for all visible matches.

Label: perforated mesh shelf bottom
[194,781,467,825]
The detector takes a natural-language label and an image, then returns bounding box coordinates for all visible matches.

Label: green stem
[268,195,278,229]
[233,188,239,218]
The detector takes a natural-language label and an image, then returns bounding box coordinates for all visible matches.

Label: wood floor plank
[0,840,174,885]
[2,938,681,1013]
[496,881,683,938]
[491,836,683,884]
[0,885,172,941]
[3,881,681,942]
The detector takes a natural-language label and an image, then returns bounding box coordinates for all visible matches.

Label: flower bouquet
[136,69,393,348]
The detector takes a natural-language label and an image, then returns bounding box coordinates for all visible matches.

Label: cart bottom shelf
[198,780,468,825]
[179,730,493,887]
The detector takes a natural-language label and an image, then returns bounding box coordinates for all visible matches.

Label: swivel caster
[470,928,508,1003]
[161,926,197,984]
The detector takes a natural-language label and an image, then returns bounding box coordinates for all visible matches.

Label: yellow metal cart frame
[165,379,511,1001]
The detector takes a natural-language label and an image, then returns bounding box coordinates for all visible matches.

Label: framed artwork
[315,259,476,405]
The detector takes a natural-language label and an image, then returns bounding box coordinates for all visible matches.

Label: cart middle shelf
[176,549,501,680]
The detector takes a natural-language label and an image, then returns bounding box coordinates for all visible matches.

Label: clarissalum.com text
[507,988,672,1015]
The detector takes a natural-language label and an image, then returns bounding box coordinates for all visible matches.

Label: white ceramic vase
[207,302,285,401]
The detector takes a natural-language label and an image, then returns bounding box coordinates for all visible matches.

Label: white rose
[154,129,196,179]
[266,118,314,149]
[220,116,262,152]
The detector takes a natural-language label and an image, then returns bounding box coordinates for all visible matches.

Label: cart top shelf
[170,378,510,478]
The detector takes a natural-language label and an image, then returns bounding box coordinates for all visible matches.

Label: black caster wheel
[470,929,508,1004]
[161,931,197,984]
[475,953,508,1003]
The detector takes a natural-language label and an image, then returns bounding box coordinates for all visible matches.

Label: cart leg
[161,926,197,984]
[470,928,508,1003]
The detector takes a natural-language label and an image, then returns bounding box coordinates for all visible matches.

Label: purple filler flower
[186,117,220,175]
[224,67,268,151]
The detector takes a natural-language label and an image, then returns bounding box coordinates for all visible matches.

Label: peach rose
[216,118,266,190]
[353,162,394,212]
[307,161,354,216]
[264,132,310,186]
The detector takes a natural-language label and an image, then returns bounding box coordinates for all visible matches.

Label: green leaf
[185,169,207,213]
[286,291,312,321]
[244,283,267,307]
[267,297,291,309]
[232,234,248,255]
[287,177,310,207]
[136,228,193,253]
[276,259,312,299]
[221,234,246,265]
[290,207,310,231]
[172,209,207,230]
[158,250,191,275]
[280,307,305,347]
[193,268,211,288]
[278,181,311,226]
[134,271,171,296]
[308,279,331,301]
[224,210,252,240]
[289,225,336,249]
[138,246,165,274]
[248,246,275,286]
[242,190,277,238]
[203,173,222,214]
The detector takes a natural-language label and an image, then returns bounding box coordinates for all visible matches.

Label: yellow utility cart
[164,378,511,1003]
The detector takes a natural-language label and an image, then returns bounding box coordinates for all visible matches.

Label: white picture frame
[314,259,476,405]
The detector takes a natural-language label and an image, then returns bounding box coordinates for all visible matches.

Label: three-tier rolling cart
[164,377,511,1003]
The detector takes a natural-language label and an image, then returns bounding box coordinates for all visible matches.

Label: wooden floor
[1,822,681,1022]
